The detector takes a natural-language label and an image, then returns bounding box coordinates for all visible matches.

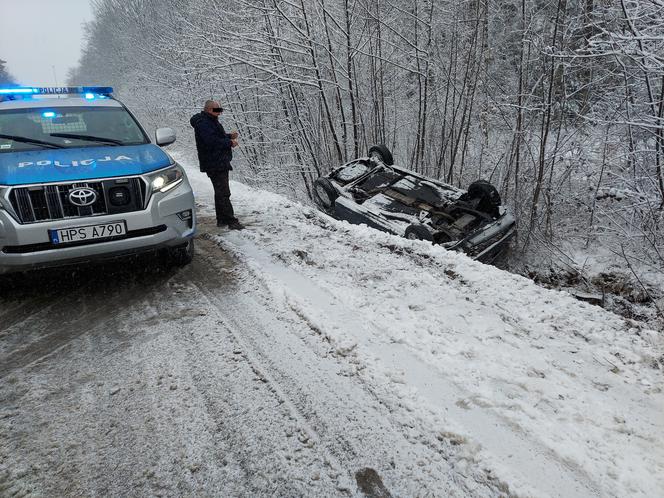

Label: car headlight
[148,165,183,193]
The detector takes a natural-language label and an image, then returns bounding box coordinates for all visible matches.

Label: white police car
[0,86,196,273]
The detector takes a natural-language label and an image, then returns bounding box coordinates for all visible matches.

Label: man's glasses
[211,107,223,113]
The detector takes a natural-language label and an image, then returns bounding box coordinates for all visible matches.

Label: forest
[69,0,664,319]
[0,59,16,86]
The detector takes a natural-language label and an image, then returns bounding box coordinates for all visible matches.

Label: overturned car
[313,145,516,263]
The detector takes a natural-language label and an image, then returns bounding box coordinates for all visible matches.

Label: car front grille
[8,178,146,224]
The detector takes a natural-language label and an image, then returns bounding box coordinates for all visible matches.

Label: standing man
[190,100,244,229]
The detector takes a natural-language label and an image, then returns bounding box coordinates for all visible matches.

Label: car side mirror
[155,127,176,146]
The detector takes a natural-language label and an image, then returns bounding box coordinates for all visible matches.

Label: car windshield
[0,106,148,153]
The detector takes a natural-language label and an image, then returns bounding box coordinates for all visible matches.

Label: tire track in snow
[0,293,70,341]
[191,234,495,497]
[218,233,604,498]
[0,263,175,379]
[185,241,368,495]
[173,243,331,495]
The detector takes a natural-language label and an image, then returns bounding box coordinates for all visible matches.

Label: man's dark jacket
[190,112,233,172]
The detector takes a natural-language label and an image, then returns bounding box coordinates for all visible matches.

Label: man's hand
[231,139,239,148]
[230,130,239,139]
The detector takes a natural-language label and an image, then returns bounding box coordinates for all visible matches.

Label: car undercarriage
[313,146,516,263]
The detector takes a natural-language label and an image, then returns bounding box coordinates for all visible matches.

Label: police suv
[0,86,196,274]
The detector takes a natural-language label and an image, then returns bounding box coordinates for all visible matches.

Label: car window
[0,106,148,153]
[335,161,371,183]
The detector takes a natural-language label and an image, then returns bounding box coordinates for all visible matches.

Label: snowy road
[0,227,499,497]
[1,154,663,497]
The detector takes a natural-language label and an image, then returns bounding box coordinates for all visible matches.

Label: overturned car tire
[313,178,339,213]
[405,223,433,242]
[368,145,394,166]
[467,180,501,218]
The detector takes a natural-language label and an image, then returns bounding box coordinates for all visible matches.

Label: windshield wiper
[50,133,124,146]
[0,133,65,149]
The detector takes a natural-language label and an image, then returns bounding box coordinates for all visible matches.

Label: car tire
[467,180,501,217]
[368,145,394,166]
[313,178,339,212]
[405,223,433,241]
[170,238,194,267]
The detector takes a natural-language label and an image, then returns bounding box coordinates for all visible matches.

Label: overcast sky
[0,0,93,86]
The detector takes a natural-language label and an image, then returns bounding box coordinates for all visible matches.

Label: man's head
[204,100,223,118]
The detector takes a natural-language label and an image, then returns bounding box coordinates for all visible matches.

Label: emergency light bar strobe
[0,86,114,96]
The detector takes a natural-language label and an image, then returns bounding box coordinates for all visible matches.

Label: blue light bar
[42,111,56,118]
[0,88,37,94]
[0,86,113,96]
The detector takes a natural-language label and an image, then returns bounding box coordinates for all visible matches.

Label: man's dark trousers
[207,170,237,225]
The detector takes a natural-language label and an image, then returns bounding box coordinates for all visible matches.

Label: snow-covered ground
[2,151,662,497]
[178,151,664,498]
